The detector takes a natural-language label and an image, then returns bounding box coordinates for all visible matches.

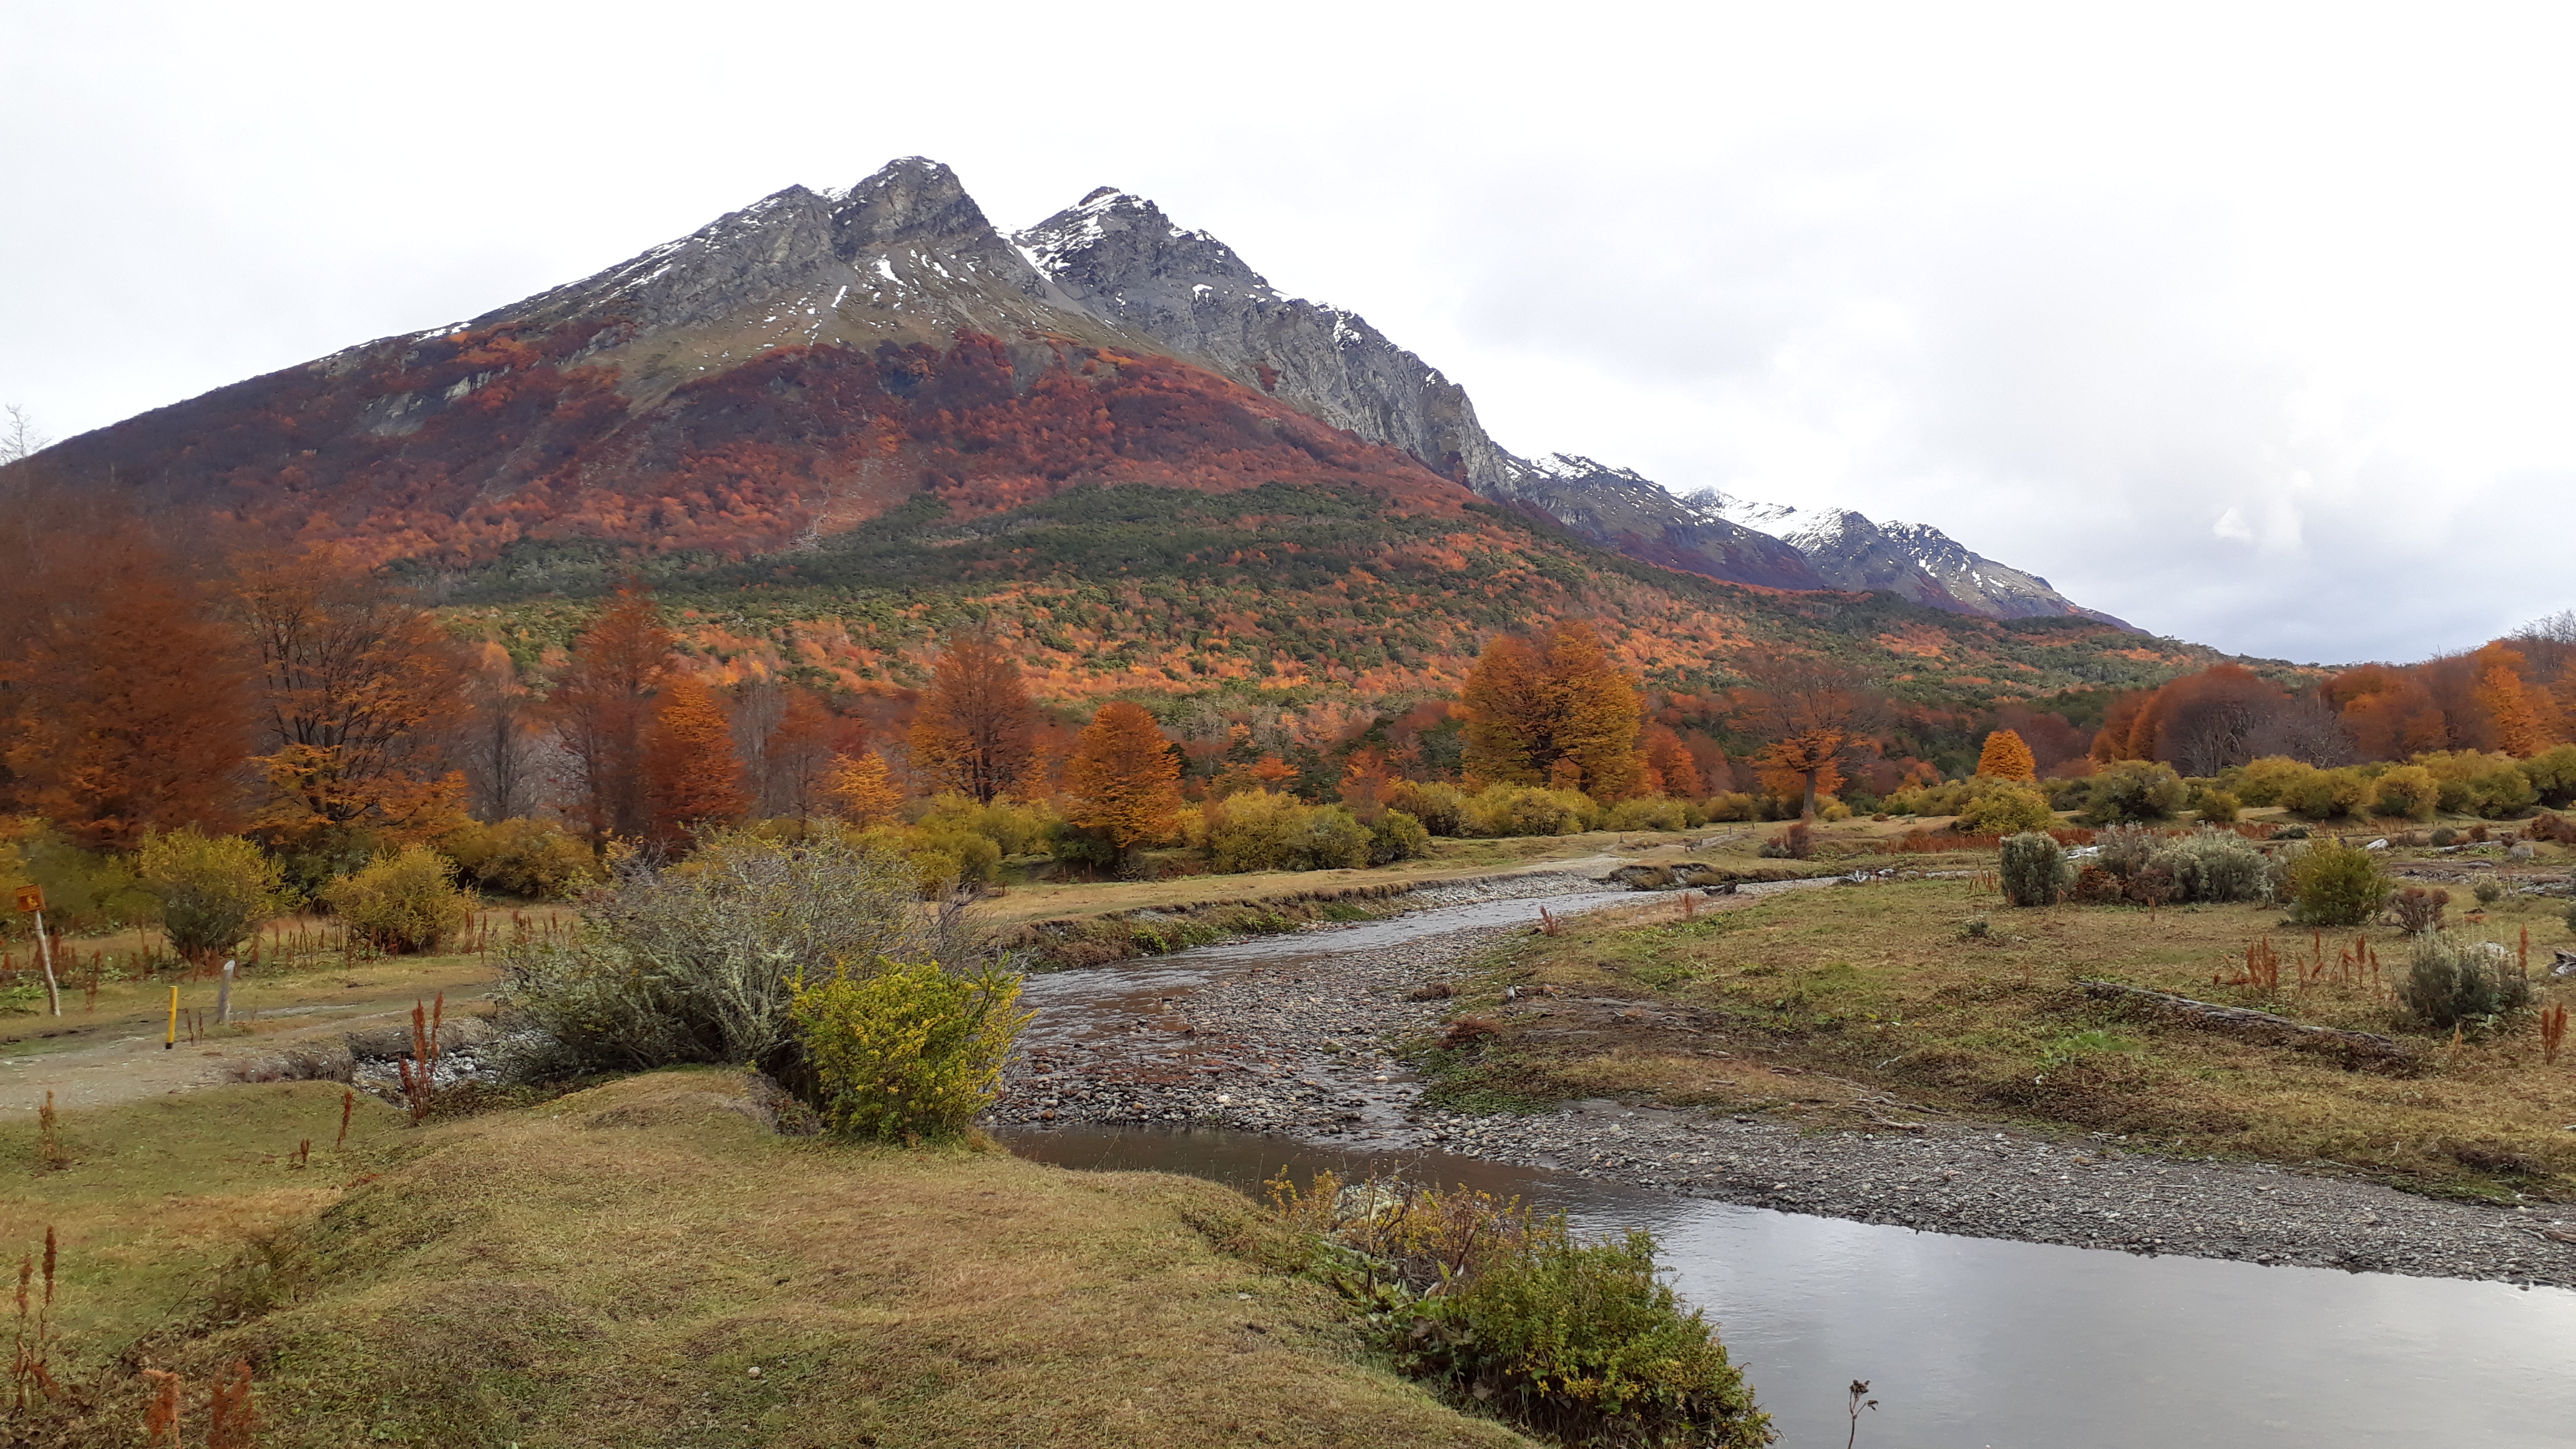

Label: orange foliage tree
[233,550,474,849]
[2471,643,2560,757]
[0,527,255,849]
[642,673,747,844]
[907,626,1038,804]
[550,585,673,846]
[1736,658,1878,817]
[1975,729,2037,782]
[1458,622,1644,798]
[1641,724,1704,799]
[1063,701,1183,865]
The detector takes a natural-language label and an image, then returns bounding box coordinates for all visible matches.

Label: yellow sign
[11,886,39,914]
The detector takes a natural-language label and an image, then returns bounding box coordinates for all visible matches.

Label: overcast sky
[6,2,2571,665]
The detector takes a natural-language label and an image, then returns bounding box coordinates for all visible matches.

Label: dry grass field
[1425,834,2576,1203]
[4,1072,1531,1448]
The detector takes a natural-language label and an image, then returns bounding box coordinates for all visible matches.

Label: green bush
[2195,789,2242,823]
[2285,837,2391,927]
[321,846,476,954]
[442,817,601,900]
[138,829,287,962]
[2527,744,2576,809]
[1464,784,1591,838]
[2398,934,2532,1030]
[1700,791,1766,822]
[2148,828,2268,903]
[1393,1222,1770,1448]
[1208,791,1373,872]
[1605,797,1690,832]
[1385,781,1468,836]
[2418,751,2539,818]
[0,819,158,940]
[2076,761,2187,825]
[1999,831,2066,907]
[788,959,1030,1141]
[1368,809,1432,866]
[2473,877,2505,906]
[2233,756,2314,807]
[1957,784,2056,836]
[2283,767,2373,821]
[2563,900,2576,934]
[499,828,977,1078]
[914,794,1063,856]
[2371,766,2440,822]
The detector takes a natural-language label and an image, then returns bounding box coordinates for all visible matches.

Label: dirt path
[0,977,498,1116]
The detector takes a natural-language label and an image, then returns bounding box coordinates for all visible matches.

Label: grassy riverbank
[1425,861,2576,1203]
[5,1072,1531,1448]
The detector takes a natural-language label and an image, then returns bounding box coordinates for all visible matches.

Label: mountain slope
[21,156,2204,722]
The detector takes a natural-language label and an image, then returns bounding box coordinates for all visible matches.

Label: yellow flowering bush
[789,959,1030,1141]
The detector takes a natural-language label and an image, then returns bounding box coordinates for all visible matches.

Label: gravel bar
[992,892,2576,1290]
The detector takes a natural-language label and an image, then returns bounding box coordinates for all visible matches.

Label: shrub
[2195,789,2242,824]
[499,828,979,1078]
[2527,744,2576,809]
[1279,1177,1770,1449]
[2283,768,2373,821]
[2565,900,2576,935]
[2529,811,2576,844]
[914,794,1062,857]
[2077,761,2187,824]
[2093,823,2163,879]
[2148,829,2268,903]
[1999,831,2066,907]
[2371,766,2440,822]
[1956,785,2055,836]
[1463,784,1591,838]
[1,819,158,939]
[1605,797,1689,832]
[2393,885,2450,934]
[2234,756,2315,807]
[2398,934,2532,1030]
[1368,809,1432,866]
[1397,1223,1770,1448]
[139,829,288,962]
[2285,837,2391,927]
[2417,751,2539,818]
[2473,877,2505,906]
[442,817,600,900]
[321,846,476,954]
[1757,821,1814,860]
[2430,826,2458,846]
[1385,781,1468,836]
[788,959,1029,1141]
[1701,791,1765,822]
[1208,791,1372,872]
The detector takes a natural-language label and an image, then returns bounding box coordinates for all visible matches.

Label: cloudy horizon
[7,1,2570,666]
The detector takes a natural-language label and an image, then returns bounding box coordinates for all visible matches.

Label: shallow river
[1003,891,2576,1447]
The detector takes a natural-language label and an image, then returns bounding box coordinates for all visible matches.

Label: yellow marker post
[166,987,178,1050]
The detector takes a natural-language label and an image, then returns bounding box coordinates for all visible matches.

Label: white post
[215,958,235,1025]
[33,909,60,1017]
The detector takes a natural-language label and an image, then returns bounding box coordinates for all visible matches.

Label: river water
[1003,891,2576,1447]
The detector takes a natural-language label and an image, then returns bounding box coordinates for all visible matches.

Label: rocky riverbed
[992,890,2576,1290]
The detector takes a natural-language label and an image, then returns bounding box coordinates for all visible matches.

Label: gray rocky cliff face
[1700,492,2127,625]
[470,158,1127,387]
[1012,188,1516,489]
[1503,456,1823,591]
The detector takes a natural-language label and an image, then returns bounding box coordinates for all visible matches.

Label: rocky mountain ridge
[1005,180,2119,625]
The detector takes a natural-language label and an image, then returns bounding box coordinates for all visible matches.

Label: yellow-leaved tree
[826,751,905,826]
[1975,729,2038,782]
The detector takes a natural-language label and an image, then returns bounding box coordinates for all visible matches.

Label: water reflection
[1006,1125,2576,1448]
